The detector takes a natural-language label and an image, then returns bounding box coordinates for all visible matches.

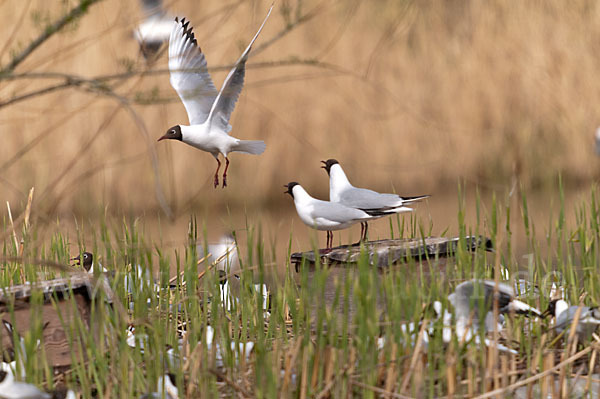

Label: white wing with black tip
[169,17,219,125]
[207,5,273,132]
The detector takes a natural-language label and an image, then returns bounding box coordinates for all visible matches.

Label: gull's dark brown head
[71,252,93,272]
[541,298,560,318]
[284,182,299,198]
[320,159,339,176]
[158,125,183,142]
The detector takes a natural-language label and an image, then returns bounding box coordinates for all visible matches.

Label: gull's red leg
[214,158,221,188]
[362,222,369,242]
[222,157,230,188]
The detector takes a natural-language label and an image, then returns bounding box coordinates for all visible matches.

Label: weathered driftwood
[0,274,112,368]
[291,236,493,270]
[292,236,493,323]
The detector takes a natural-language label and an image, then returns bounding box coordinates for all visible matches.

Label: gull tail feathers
[363,206,414,217]
[233,140,266,155]
[402,195,430,203]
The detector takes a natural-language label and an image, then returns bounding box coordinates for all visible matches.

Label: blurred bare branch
[0,0,33,57]
[0,58,354,109]
[252,0,327,57]
[0,0,104,75]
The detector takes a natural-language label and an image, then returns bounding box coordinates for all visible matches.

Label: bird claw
[222,176,227,188]
[213,175,219,188]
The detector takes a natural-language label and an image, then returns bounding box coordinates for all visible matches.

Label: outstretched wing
[207,5,273,132]
[169,17,218,125]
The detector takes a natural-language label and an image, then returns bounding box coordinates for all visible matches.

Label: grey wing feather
[207,6,273,131]
[482,280,515,310]
[339,188,403,209]
[311,201,369,223]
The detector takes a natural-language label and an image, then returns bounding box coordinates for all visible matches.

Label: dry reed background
[4,3,600,397]
[2,0,600,219]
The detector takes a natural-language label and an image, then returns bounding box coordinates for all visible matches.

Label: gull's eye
[171,130,176,134]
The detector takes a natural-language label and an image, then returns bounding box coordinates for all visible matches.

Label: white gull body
[549,299,600,341]
[0,369,50,399]
[285,182,395,248]
[322,159,428,239]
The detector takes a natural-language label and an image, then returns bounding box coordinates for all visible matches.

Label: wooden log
[290,236,492,322]
[0,274,111,368]
[291,235,492,271]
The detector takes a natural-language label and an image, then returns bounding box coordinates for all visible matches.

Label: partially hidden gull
[0,369,50,399]
[71,252,107,274]
[543,298,600,342]
[447,280,541,352]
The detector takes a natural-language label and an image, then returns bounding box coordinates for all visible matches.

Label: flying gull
[158,6,273,188]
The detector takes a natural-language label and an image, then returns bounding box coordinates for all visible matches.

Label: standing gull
[321,159,429,240]
[284,182,397,249]
[158,6,273,188]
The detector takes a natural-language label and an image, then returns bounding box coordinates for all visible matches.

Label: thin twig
[5,201,19,252]
[0,0,33,58]
[473,345,596,399]
[0,0,104,74]
[209,368,252,398]
[350,380,414,399]
[23,187,34,230]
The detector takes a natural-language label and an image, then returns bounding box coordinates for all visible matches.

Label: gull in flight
[133,0,173,60]
[158,6,273,188]
[284,182,399,249]
[321,159,429,240]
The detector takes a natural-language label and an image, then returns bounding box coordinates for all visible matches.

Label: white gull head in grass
[197,234,239,273]
[321,159,429,241]
[158,6,273,188]
[284,182,402,249]
[543,298,600,342]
